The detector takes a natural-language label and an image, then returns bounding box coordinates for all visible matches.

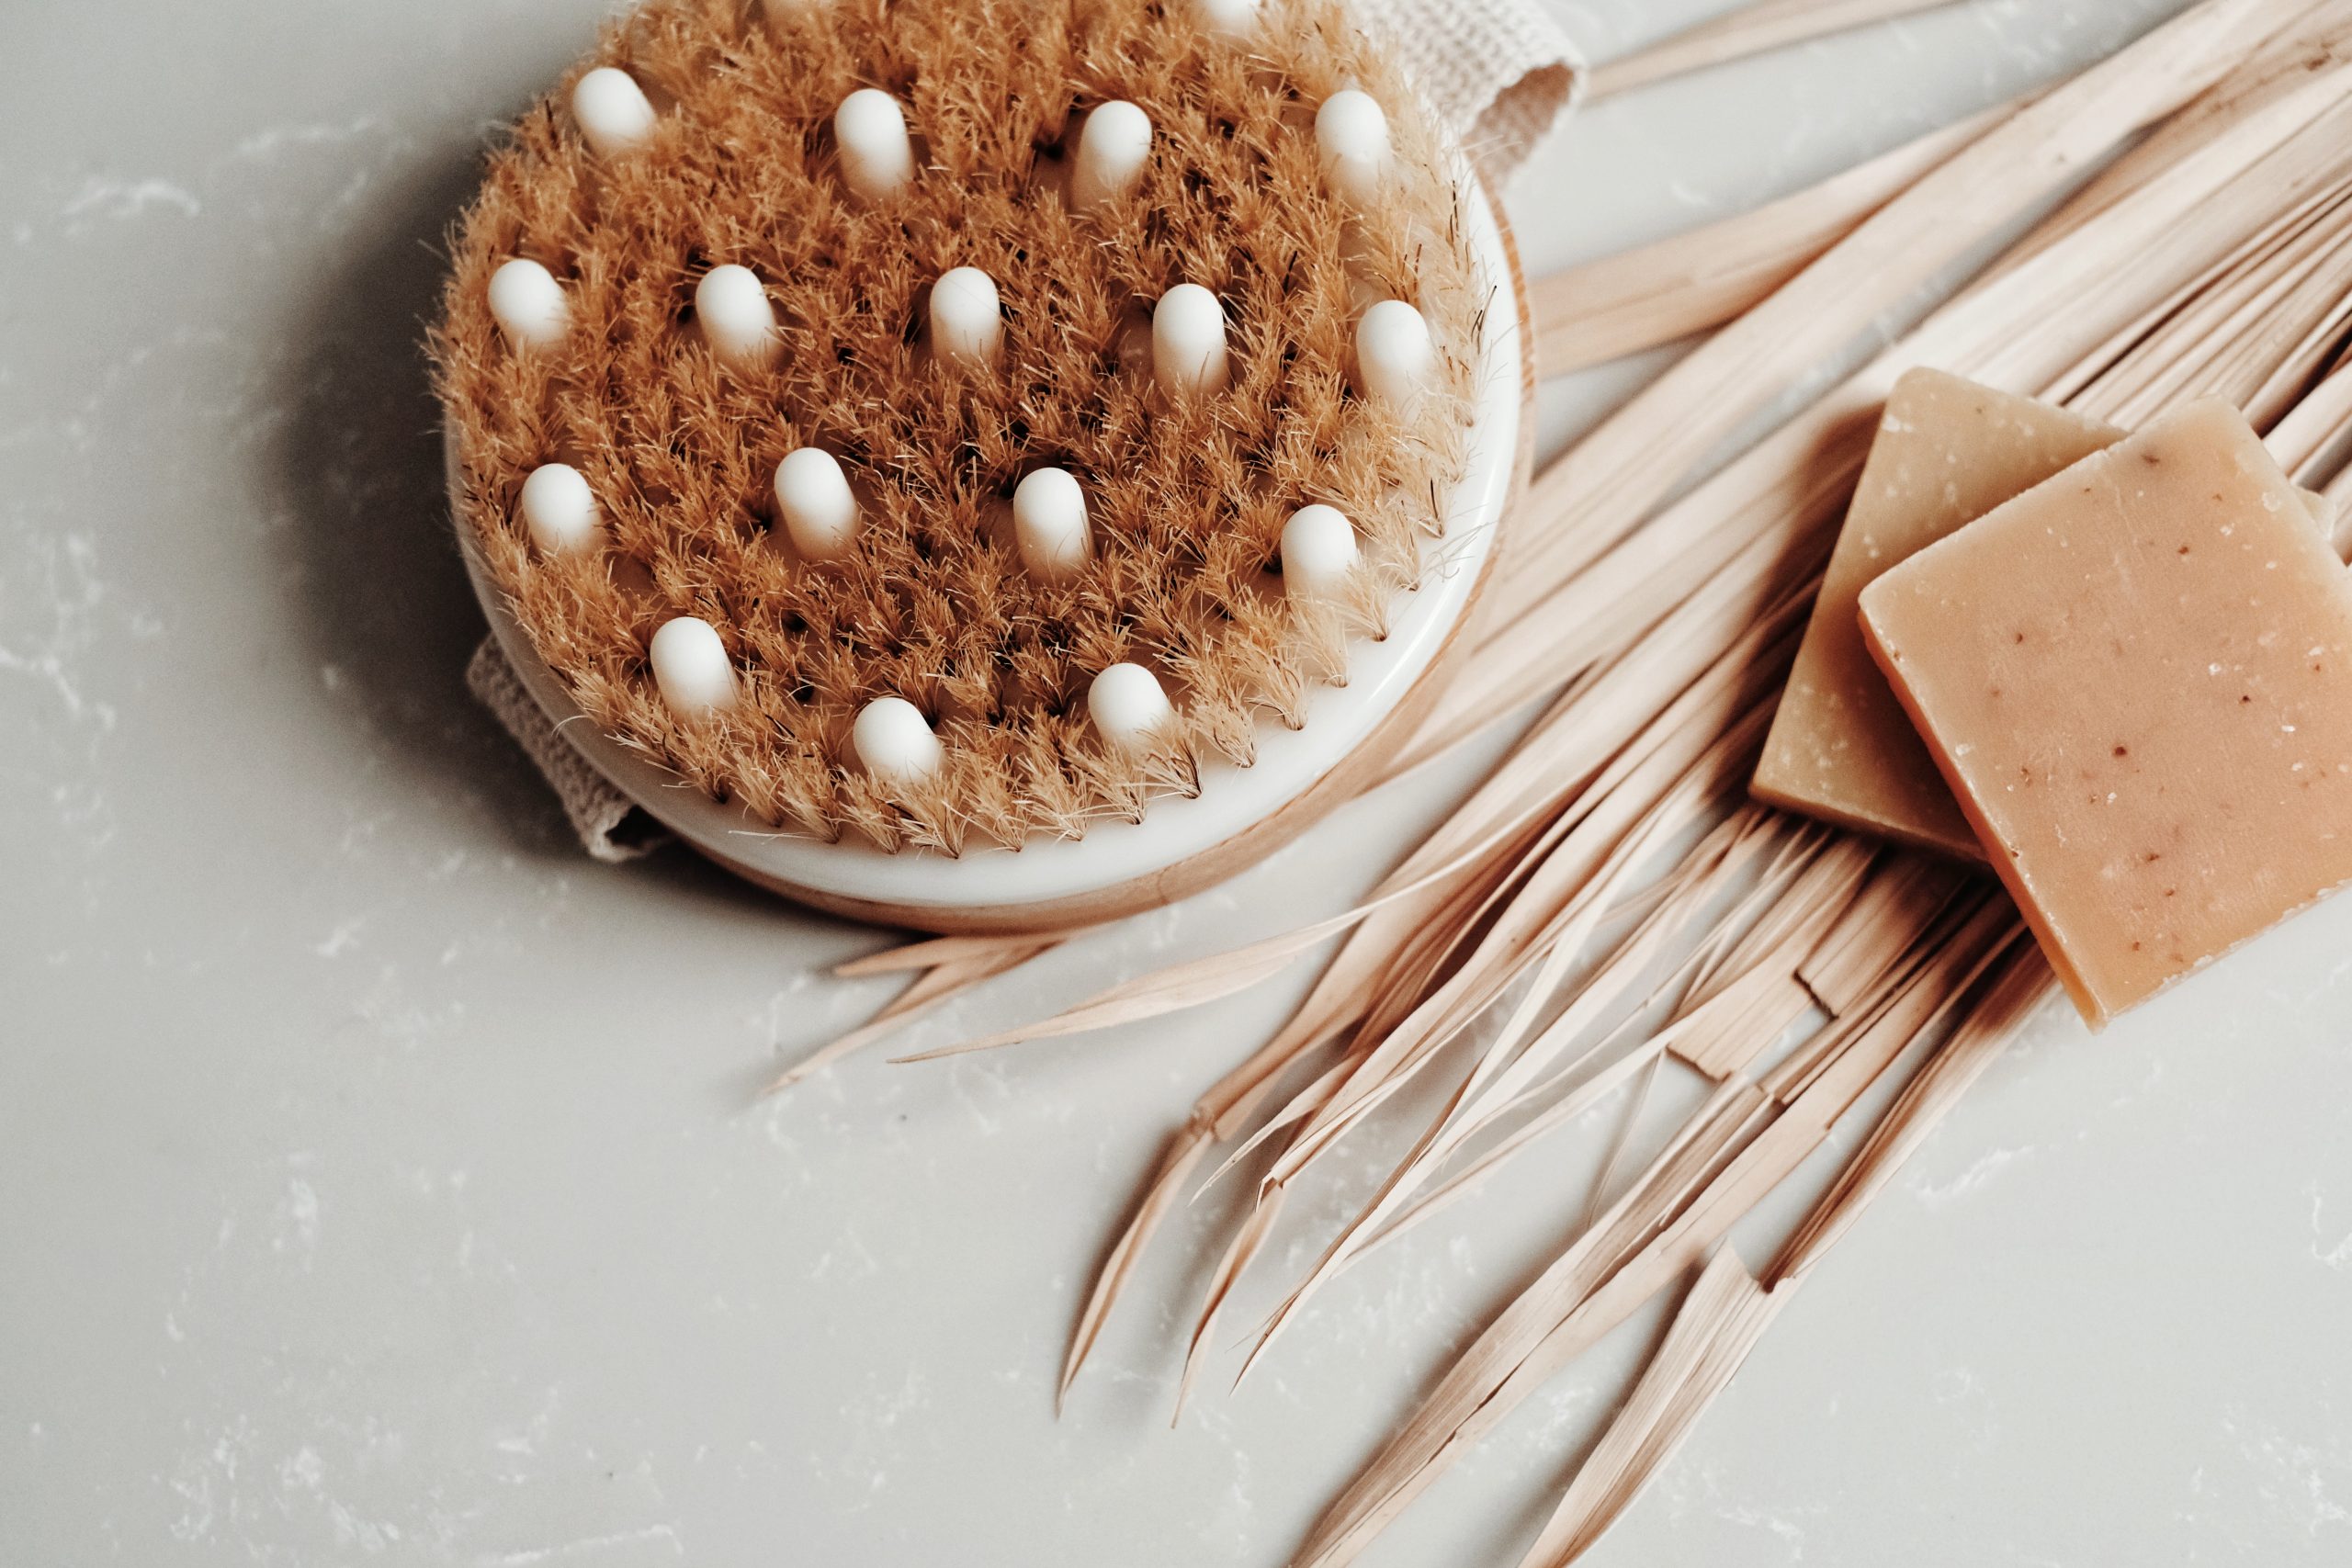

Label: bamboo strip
[1236,712,1780,1379]
[1670,820,1834,1000]
[2271,355,2352,479]
[1587,0,1967,101]
[2085,190,2352,426]
[1759,892,1999,1107]
[1665,836,1876,1077]
[1251,666,1793,1203]
[766,938,1056,1091]
[2039,175,2352,408]
[1340,815,1804,1261]
[1495,0,2312,629]
[1527,103,2008,374]
[1254,829,1986,1415]
[1766,936,2049,1285]
[1292,903,2018,1568]
[1510,1247,1792,1568]
[1998,4,2352,273]
[1518,936,2048,1567]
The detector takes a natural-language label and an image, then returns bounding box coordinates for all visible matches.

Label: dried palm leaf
[1527,102,2008,374]
[1588,0,1968,100]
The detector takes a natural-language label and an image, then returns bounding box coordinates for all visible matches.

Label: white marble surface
[5,2,2349,1563]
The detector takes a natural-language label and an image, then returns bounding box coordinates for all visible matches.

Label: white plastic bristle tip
[1012,468,1091,581]
[1193,0,1259,39]
[775,447,858,561]
[1088,662,1175,751]
[518,463,600,555]
[1152,284,1229,397]
[571,67,658,159]
[1356,299,1432,409]
[487,258,569,350]
[1316,91,1391,208]
[853,697,944,785]
[1071,101,1152,212]
[695,265,781,370]
[930,267,1002,367]
[1282,504,1359,599]
[649,616,740,719]
[835,89,915,201]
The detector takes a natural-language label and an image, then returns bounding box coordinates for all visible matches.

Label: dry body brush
[433,0,1487,853]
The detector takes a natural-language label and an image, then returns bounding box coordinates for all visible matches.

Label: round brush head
[433,0,1518,925]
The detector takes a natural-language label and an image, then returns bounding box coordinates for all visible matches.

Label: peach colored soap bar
[1860,397,2352,1025]
[1755,370,2121,858]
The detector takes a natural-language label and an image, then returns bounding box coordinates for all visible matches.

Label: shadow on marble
[256,133,593,866]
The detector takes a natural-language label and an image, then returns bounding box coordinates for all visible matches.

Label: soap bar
[1754,370,2120,857]
[1859,397,2352,1025]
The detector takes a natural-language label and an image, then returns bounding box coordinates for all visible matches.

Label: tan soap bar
[1754,370,2120,858]
[1859,397,2352,1025]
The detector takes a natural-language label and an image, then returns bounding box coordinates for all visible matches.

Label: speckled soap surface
[1754,368,2120,859]
[1864,398,2352,1026]
[6,4,2351,1566]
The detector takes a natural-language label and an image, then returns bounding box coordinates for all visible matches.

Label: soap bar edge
[1854,604,2108,1027]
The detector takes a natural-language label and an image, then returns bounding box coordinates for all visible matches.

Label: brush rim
[454,172,1523,932]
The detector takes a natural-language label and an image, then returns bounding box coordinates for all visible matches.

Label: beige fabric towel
[468,0,1582,862]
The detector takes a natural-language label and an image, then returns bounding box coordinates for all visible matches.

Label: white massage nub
[696,265,781,369]
[775,447,858,561]
[1192,0,1259,39]
[571,67,658,159]
[1088,662,1176,751]
[1355,299,1432,410]
[854,697,944,785]
[1071,101,1152,211]
[519,462,600,555]
[650,616,740,718]
[1315,90,1391,208]
[835,89,916,200]
[1282,503,1360,599]
[931,267,1002,367]
[1012,468,1091,582]
[1152,284,1229,396]
[488,258,569,349]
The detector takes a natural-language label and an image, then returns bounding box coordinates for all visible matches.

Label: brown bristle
[431,0,1482,851]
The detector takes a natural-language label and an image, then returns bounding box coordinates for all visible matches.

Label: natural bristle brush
[433,0,1530,932]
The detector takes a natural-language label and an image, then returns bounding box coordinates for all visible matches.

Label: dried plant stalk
[1587,0,1967,100]
[1510,1247,1792,1568]
[1516,938,2049,1567]
[1526,102,2007,374]
[1798,853,1968,1012]
[1663,834,1874,1077]
[1497,0,2308,629]
[1235,701,1787,1378]
[768,937,1056,1091]
[1767,940,2052,1285]
[1292,901,2018,1568]
[2270,355,2352,479]
[2080,188,2352,426]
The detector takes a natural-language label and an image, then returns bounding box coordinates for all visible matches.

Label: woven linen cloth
[467,0,1583,862]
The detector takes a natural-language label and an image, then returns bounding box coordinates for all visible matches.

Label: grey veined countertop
[6,1,2349,1563]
